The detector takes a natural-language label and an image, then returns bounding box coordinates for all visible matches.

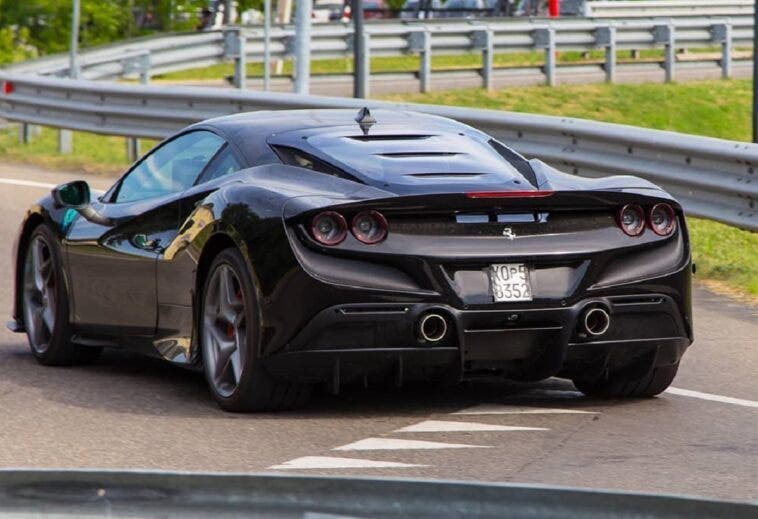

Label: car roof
[196,109,482,167]
[192,109,535,195]
[200,108,473,138]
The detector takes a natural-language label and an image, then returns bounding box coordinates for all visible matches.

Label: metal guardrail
[5,15,754,93]
[1,469,756,517]
[583,0,755,19]
[0,73,754,230]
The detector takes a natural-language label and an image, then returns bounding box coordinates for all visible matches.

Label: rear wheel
[22,225,102,365]
[572,362,679,398]
[200,248,310,412]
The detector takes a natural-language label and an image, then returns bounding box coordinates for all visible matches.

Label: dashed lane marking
[395,420,548,433]
[333,438,490,451]
[453,404,597,415]
[666,387,758,409]
[268,456,427,470]
[0,178,57,189]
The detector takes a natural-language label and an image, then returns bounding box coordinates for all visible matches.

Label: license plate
[490,263,533,302]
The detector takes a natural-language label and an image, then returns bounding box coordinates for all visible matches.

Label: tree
[0,26,37,65]
[0,0,128,54]
[0,0,210,56]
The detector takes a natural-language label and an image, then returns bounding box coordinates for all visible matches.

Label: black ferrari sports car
[8,108,693,411]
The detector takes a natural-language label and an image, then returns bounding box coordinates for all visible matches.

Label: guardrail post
[534,28,556,86]
[58,127,73,154]
[409,30,432,93]
[653,24,675,82]
[355,32,371,99]
[712,23,732,79]
[224,29,247,90]
[126,138,140,163]
[472,29,494,91]
[123,52,151,162]
[18,124,32,145]
[595,26,616,83]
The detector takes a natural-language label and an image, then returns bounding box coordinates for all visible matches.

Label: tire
[199,247,311,412]
[22,224,102,366]
[572,362,679,398]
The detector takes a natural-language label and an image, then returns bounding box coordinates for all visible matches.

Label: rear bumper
[263,292,692,385]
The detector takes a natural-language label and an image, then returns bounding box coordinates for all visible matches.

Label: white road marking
[333,437,489,451]
[268,456,426,470]
[0,178,56,189]
[453,404,597,415]
[665,387,758,409]
[395,420,548,433]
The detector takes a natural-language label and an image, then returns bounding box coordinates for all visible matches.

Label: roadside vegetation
[0,78,754,299]
[687,218,758,298]
[384,79,753,142]
[0,1,262,64]
[0,126,156,176]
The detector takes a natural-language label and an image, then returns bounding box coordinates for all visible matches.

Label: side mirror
[52,180,113,226]
[52,180,90,209]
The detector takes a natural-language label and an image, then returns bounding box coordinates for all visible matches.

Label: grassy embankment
[0,78,754,298]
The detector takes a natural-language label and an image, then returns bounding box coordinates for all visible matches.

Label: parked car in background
[313,0,344,22]
[439,0,488,18]
[340,0,390,21]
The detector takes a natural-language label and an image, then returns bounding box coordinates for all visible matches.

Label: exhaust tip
[583,307,610,336]
[418,313,448,343]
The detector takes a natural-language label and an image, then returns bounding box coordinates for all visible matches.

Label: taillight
[649,203,676,236]
[311,211,347,245]
[351,210,388,244]
[1,81,13,95]
[618,204,645,236]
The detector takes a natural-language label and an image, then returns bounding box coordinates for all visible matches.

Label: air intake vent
[408,172,483,178]
[611,296,664,307]
[378,151,460,158]
[346,134,434,141]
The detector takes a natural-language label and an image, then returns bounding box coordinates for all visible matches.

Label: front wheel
[572,362,679,398]
[200,248,310,412]
[22,225,102,365]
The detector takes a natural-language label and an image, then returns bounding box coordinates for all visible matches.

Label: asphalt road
[0,163,756,503]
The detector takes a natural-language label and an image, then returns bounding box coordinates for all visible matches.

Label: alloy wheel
[23,236,57,354]
[202,264,247,398]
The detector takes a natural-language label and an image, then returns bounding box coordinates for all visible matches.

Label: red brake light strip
[466,190,554,199]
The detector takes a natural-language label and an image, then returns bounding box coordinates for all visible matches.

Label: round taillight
[618,204,645,236]
[351,210,388,244]
[311,211,347,245]
[649,203,676,236]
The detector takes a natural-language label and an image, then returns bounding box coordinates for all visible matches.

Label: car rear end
[265,188,692,388]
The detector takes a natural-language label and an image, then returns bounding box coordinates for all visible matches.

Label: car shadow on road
[2,344,648,419]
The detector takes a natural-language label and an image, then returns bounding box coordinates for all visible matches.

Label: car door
[65,130,226,336]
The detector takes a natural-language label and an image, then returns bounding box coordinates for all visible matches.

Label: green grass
[383,80,754,141]
[0,126,157,176]
[687,218,758,296]
[0,78,754,298]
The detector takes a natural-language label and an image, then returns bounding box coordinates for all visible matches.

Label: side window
[196,145,244,184]
[114,131,225,203]
[272,145,358,182]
